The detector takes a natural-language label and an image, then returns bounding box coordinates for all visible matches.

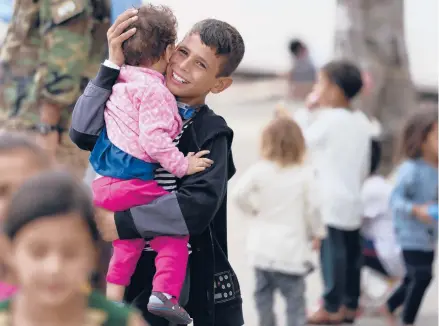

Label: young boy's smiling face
[165,33,232,106]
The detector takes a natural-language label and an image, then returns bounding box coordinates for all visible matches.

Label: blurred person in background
[0,171,147,326]
[0,133,110,298]
[0,133,51,300]
[232,117,326,326]
[0,0,111,178]
[286,39,316,101]
[294,60,371,325]
[381,110,438,326]
[360,138,404,307]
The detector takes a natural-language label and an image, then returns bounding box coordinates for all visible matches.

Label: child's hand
[311,238,321,251]
[412,205,433,224]
[305,91,319,110]
[186,150,214,175]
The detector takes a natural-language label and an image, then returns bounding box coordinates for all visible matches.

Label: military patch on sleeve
[50,0,86,24]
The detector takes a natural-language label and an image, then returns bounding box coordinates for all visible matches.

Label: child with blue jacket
[381,110,438,326]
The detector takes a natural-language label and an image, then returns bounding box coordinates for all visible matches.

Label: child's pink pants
[92,176,189,299]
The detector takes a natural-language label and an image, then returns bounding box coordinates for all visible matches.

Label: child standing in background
[89,5,211,324]
[381,110,438,326]
[232,117,326,326]
[303,60,372,325]
[287,39,316,100]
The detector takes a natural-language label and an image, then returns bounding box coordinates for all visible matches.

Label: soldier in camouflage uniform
[333,0,417,175]
[0,0,110,177]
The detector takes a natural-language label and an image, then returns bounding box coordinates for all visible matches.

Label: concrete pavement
[206,80,438,326]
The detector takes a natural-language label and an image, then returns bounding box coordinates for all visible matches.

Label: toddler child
[89,5,210,324]
[232,117,326,326]
[381,110,438,326]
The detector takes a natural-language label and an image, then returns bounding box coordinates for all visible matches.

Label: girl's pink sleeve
[137,88,188,178]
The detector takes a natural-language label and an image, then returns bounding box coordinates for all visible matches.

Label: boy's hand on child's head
[107,9,138,66]
[186,150,213,175]
[412,205,433,224]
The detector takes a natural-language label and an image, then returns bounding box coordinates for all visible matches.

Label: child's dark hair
[0,132,50,169]
[370,139,382,175]
[322,60,363,100]
[4,171,100,243]
[261,117,306,167]
[289,39,305,56]
[189,19,245,77]
[398,110,438,160]
[122,4,177,66]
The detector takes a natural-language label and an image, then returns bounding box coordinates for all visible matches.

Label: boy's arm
[69,64,120,151]
[115,134,230,238]
[138,90,188,178]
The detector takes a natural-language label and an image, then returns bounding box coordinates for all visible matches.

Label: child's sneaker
[147,291,192,324]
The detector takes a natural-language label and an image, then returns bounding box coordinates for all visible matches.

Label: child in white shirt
[301,61,373,325]
[361,139,404,280]
[232,117,326,326]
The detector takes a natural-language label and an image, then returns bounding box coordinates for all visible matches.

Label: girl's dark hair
[4,171,100,243]
[398,110,438,160]
[122,4,177,66]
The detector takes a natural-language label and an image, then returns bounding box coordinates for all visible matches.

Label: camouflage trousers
[0,74,90,179]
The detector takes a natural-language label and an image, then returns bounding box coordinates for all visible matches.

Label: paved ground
[205,80,438,326]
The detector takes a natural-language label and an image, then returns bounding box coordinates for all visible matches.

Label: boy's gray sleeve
[69,64,120,151]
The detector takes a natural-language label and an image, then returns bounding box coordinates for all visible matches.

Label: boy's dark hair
[122,4,177,66]
[398,110,438,160]
[0,132,50,168]
[4,171,100,243]
[370,139,382,175]
[322,60,363,100]
[289,39,305,56]
[189,19,245,77]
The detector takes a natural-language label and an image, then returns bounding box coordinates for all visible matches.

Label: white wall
[147,0,437,90]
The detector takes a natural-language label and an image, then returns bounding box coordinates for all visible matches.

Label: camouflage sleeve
[36,0,93,110]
